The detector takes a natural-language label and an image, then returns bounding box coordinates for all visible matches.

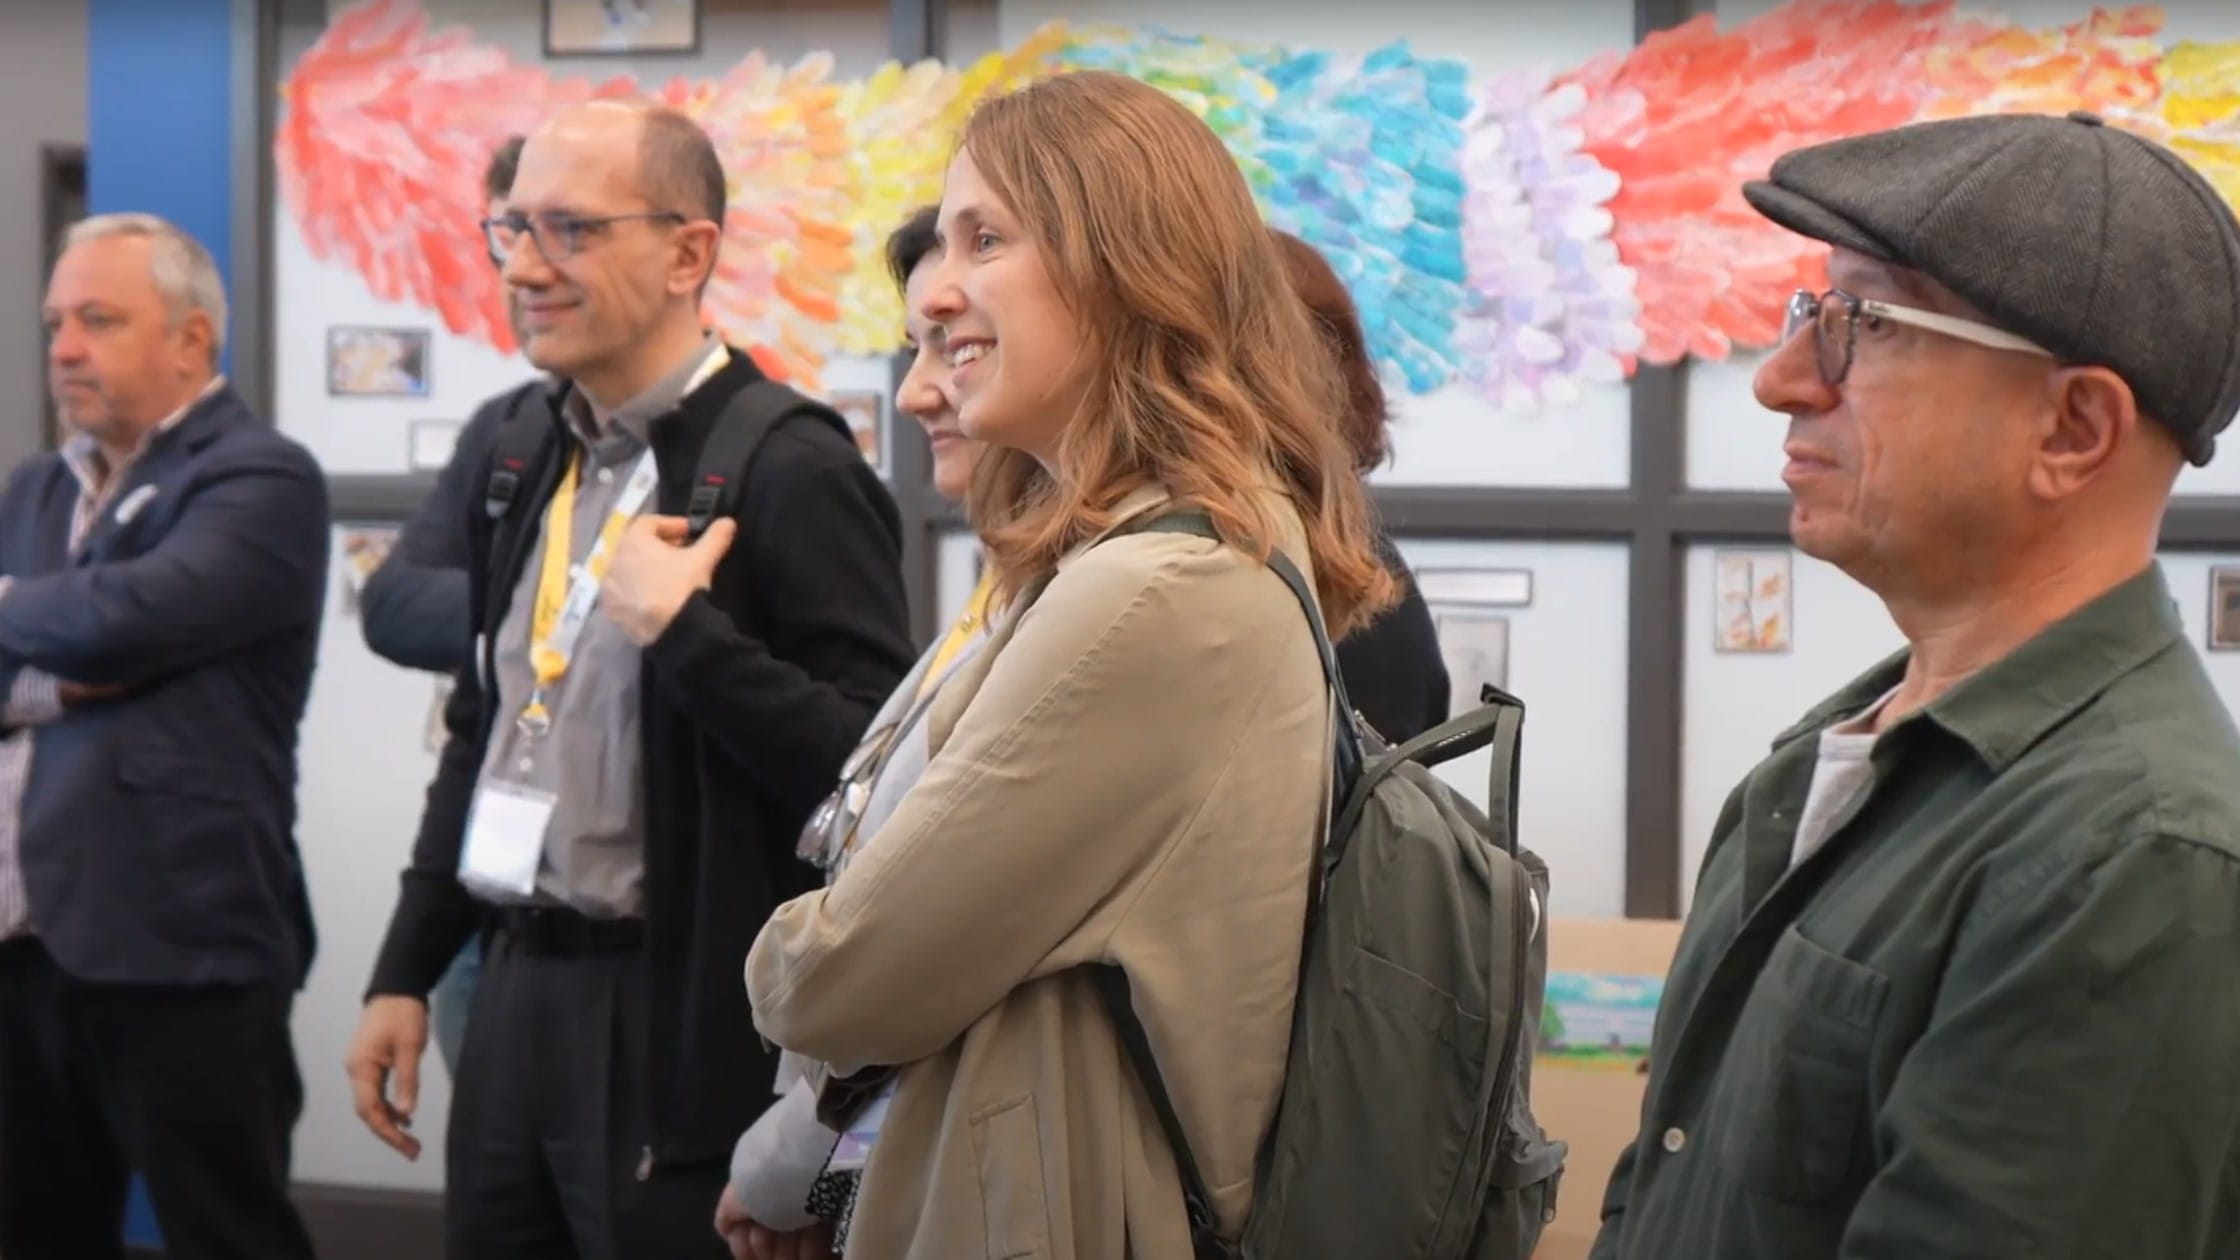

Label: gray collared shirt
[474,338,723,919]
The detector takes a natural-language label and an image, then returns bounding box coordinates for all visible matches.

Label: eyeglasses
[1782,288,2054,386]
[481,209,686,265]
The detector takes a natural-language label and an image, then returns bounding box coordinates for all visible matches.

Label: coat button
[635,1146,653,1181]
[1661,1127,1687,1154]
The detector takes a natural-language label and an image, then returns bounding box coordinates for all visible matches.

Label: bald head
[504,100,728,406]
[533,99,725,229]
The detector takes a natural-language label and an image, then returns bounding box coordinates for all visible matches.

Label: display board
[275,0,1651,490]
[272,0,900,479]
[984,0,1646,489]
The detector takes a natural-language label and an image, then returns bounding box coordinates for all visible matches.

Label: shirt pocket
[1714,924,1888,1205]
[969,1092,1052,1260]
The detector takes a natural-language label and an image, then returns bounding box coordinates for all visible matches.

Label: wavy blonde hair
[958,70,1395,637]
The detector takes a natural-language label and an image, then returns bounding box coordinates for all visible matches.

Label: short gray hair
[63,213,229,361]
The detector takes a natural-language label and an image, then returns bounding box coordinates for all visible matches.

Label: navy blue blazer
[0,385,329,989]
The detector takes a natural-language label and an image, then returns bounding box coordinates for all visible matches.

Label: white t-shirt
[1791,689,1897,869]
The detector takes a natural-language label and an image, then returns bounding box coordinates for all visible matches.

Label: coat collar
[1771,563,2185,774]
[60,375,230,494]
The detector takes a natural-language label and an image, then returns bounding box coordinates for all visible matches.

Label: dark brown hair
[885,204,941,291]
[483,135,525,202]
[1271,229,1390,473]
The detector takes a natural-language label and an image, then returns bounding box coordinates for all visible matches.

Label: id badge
[459,781,556,897]
[826,1089,894,1173]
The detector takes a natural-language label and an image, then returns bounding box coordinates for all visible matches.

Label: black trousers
[445,919,730,1260]
[0,937,317,1260]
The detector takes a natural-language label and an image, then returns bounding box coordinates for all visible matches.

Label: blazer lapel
[70,386,235,564]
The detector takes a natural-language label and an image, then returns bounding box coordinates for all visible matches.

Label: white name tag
[458,782,556,898]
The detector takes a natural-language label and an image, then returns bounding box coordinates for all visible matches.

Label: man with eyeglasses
[356,134,536,1083]
[1593,110,2240,1260]
[343,100,915,1259]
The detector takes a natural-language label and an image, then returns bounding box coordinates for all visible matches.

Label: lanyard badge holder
[460,446,660,898]
[517,447,662,738]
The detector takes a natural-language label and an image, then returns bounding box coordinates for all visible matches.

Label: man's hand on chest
[599,514,737,646]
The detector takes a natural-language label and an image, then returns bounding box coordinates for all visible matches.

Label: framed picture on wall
[337,526,399,617]
[2210,567,2240,651]
[1712,548,1793,654]
[1417,567,1534,609]
[326,326,430,398]
[407,419,462,472]
[544,0,701,57]
[829,389,887,475]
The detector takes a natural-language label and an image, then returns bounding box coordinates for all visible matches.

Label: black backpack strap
[684,379,850,540]
[1094,968,1240,1260]
[482,383,561,525]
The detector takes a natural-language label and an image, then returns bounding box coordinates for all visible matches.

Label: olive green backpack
[1097,512,1567,1260]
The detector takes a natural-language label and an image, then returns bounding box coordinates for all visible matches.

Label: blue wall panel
[88,2,240,1240]
[87,0,237,376]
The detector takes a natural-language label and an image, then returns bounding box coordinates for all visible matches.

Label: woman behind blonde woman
[744,68,1394,1260]
[714,205,989,1260]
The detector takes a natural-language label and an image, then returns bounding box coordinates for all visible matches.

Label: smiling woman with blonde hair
[745,68,1392,1259]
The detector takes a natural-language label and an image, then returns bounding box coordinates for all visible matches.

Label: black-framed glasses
[481,210,687,265]
[1782,288,2054,386]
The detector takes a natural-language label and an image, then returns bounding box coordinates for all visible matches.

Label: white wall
[0,1,86,475]
[292,525,455,1190]
[1395,538,1633,916]
[1677,545,1902,905]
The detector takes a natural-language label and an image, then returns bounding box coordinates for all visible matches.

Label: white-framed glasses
[1782,288,2054,385]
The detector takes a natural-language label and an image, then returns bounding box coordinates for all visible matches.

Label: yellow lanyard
[919,569,994,698]
[521,451,642,730]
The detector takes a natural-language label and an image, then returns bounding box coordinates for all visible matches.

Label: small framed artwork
[327,326,430,398]
[544,0,700,57]
[1713,548,1793,654]
[1434,612,1510,720]
[337,526,399,617]
[2209,567,2240,651]
[829,389,887,474]
[407,420,463,472]
[1417,567,1534,609]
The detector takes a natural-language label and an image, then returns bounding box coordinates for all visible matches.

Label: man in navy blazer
[0,213,326,1260]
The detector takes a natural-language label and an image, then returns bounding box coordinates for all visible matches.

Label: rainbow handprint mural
[277,0,2240,405]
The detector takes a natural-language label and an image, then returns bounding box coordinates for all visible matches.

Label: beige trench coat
[745,483,1330,1260]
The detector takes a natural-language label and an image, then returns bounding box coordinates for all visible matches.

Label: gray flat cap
[1744,110,2240,465]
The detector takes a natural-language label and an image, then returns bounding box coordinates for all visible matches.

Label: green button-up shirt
[1592,564,2240,1259]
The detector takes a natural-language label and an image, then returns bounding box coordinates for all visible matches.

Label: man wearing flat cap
[1592,110,2240,1259]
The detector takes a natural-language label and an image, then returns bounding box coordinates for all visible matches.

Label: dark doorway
[39,144,87,452]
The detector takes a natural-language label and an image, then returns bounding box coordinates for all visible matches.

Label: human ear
[670,221,721,299]
[2029,366,2135,500]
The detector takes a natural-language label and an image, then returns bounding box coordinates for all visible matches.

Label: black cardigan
[365,350,917,1164]
[1335,534,1451,745]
